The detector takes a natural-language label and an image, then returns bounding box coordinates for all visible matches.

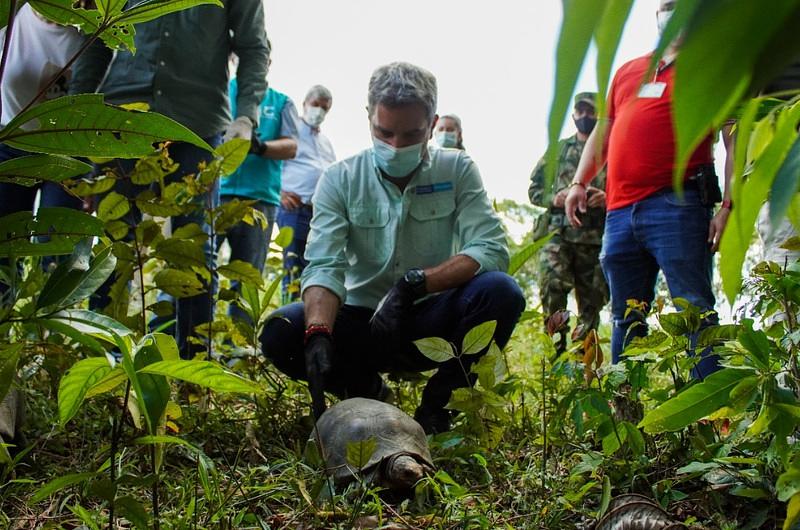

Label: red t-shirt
[605,54,714,210]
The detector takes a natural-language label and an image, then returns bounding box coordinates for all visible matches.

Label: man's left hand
[370,275,423,339]
[708,207,731,253]
[224,116,253,143]
[586,189,606,208]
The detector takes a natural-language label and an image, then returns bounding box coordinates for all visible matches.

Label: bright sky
[264,0,662,202]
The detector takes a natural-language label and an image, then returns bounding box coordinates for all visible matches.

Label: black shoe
[414,406,451,435]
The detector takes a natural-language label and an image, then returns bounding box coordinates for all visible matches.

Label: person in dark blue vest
[218,77,299,324]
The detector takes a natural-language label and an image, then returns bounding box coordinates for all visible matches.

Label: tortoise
[311,398,434,492]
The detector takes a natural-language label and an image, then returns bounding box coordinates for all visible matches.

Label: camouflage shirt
[528,134,606,245]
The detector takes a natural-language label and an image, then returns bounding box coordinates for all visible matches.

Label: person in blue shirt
[260,62,526,433]
[219,77,299,324]
[278,85,336,301]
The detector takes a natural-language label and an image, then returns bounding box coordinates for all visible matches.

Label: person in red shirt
[565,0,733,378]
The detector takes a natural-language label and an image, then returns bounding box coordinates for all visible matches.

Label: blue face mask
[372,137,425,177]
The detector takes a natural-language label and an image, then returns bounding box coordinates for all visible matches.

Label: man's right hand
[281,191,303,210]
[565,184,588,227]
[304,331,333,419]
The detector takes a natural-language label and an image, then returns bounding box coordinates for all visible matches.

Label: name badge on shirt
[415,182,454,194]
[638,82,667,98]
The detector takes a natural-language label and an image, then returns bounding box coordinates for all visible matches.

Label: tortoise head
[380,452,429,491]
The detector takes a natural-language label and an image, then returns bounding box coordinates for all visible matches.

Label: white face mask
[657,9,673,36]
[434,131,459,148]
[304,106,327,127]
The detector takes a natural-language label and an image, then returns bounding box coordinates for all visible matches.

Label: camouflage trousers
[538,238,608,351]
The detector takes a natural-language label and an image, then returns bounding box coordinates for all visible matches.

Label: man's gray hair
[304,84,332,103]
[367,62,437,122]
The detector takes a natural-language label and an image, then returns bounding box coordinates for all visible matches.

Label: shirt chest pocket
[408,196,456,255]
[349,206,391,262]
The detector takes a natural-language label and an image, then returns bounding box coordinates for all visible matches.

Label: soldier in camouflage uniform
[528,92,608,353]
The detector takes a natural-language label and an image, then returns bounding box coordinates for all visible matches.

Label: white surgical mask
[304,106,327,127]
[372,137,424,177]
[434,131,459,148]
[657,9,673,36]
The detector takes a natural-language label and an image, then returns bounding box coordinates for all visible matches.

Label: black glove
[370,270,426,340]
[304,331,333,419]
[249,131,267,156]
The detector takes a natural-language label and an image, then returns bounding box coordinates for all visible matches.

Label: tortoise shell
[311,398,434,484]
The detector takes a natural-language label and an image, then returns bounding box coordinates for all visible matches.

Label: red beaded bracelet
[304,323,332,344]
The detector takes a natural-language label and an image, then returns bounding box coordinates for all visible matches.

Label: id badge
[638,82,666,98]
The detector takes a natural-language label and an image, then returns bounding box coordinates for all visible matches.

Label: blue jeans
[276,204,312,301]
[600,189,719,378]
[218,197,276,323]
[260,271,526,413]
[91,136,222,358]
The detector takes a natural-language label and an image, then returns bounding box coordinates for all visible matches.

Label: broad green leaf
[51,309,133,342]
[546,0,607,186]
[0,344,22,405]
[720,102,800,302]
[132,334,175,434]
[592,0,634,125]
[37,318,107,355]
[0,94,211,157]
[769,135,800,227]
[218,259,263,287]
[97,191,130,222]
[155,239,206,270]
[58,357,114,425]
[672,0,799,186]
[117,0,222,25]
[85,365,127,398]
[0,154,91,186]
[37,238,93,309]
[785,492,800,530]
[598,475,612,519]
[778,469,800,502]
[215,138,250,175]
[0,207,104,257]
[621,421,645,457]
[114,496,150,530]
[508,232,552,276]
[96,0,126,17]
[638,368,753,433]
[29,472,95,504]
[728,375,760,411]
[413,337,455,362]
[138,360,262,393]
[461,320,497,356]
[345,437,377,470]
[38,244,117,311]
[273,225,294,249]
[134,434,197,448]
[154,268,204,298]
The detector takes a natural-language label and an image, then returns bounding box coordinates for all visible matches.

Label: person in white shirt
[0,4,85,221]
[277,85,337,301]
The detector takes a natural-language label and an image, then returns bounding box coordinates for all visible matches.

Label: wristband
[304,323,332,344]
[720,199,733,211]
[568,181,586,189]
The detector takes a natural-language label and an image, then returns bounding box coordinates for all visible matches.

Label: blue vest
[220,82,287,205]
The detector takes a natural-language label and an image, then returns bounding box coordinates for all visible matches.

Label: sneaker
[414,406,452,435]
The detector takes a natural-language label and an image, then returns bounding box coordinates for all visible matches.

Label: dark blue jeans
[218,197,276,324]
[600,189,719,378]
[260,271,526,413]
[276,204,312,301]
[92,137,221,358]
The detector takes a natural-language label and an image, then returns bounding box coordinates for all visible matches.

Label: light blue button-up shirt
[301,146,509,309]
[280,119,336,204]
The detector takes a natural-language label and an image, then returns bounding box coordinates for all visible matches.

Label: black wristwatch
[403,268,427,298]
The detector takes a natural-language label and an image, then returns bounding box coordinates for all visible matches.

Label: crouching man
[260,62,525,434]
